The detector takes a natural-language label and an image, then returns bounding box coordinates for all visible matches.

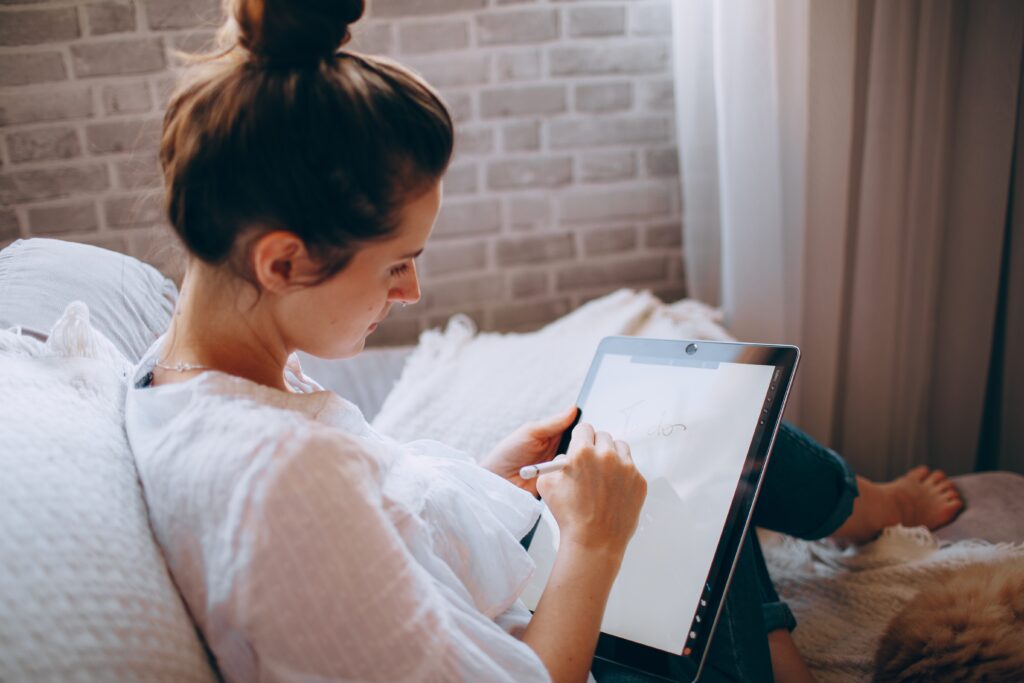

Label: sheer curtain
[672,0,1024,479]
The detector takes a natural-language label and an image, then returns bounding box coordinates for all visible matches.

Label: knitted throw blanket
[759,527,1024,682]
[372,289,1024,681]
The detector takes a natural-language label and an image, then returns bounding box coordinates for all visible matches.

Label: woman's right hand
[536,422,647,556]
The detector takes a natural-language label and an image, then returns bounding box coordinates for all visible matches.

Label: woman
[126,1,963,681]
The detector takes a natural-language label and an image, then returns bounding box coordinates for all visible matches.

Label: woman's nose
[404,262,422,304]
[390,261,422,305]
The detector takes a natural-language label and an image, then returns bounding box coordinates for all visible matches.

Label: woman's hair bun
[232,0,365,65]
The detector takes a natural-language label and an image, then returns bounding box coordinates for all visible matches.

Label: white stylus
[519,456,569,480]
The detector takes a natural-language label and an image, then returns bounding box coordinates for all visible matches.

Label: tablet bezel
[536,336,800,682]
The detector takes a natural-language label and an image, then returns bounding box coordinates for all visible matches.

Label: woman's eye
[389,262,410,277]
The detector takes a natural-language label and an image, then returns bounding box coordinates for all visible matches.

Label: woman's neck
[158,262,292,392]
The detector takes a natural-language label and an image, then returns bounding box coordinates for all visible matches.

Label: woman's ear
[250,231,318,293]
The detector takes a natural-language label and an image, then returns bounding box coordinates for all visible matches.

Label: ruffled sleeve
[221,425,551,683]
[388,439,543,618]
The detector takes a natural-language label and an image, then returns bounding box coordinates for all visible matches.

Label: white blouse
[125,338,554,683]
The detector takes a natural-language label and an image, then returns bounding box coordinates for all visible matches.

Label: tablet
[520,336,800,682]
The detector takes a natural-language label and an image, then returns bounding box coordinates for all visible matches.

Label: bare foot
[882,466,964,529]
[831,467,964,544]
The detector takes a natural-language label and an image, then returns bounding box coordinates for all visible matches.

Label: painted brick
[583,226,638,256]
[559,185,672,223]
[152,76,181,108]
[494,233,575,266]
[645,223,681,248]
[453,125,494,157]
[556,254,668,292]
[509,269,549,298]
[405,54,489,87]
[71,38,166,78]
[349,23,394,55]
[567,7,625,37]
[507,195,549,229]
[549,117,671,148]
[0,87,92,125]
[27,200,99,235]
[550,43,669,77]
[477,10,558,46]
[433,198,501,238]
[0,208,20,240]
[575,82,632,113]
[114,154,162,189]
[0,163,109,203]
[642,79,675,110]
[0,52,67,86]
[653,282,687,305]
[480,85,566,118]
[443,162,477,194]
[425,274,504,308]
[70,232,128,255]
[124,225,186,282]
[146,0,222,30]
[172,31,217,54]
[440,90,471,122]
[102,81,151,114]
[420,240,487,275]
[496,50,541,82]
[632,3,672,36]
[579,150,637,182]
[491,297,570,330]
[371,0,486,18]
[104,193,163,228]
[502,120,540,152]
[399,19,468,54]
[85,117,161,154]
[0,7,79,46]
[366,318,421,347]
[645,147,679,176]
[487,157,571,190]
[87,1,136,35]
[6,126,81,163]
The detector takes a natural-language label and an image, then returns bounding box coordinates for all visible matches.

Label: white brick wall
[0,0,685,346]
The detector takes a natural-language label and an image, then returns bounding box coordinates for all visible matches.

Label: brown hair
[160,0,454,284]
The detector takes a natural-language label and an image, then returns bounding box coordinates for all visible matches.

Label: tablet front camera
[685,343,698,355]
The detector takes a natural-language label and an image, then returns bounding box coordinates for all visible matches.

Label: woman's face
[274,181,441,360]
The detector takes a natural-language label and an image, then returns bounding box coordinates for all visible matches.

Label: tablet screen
[520,341,783,659]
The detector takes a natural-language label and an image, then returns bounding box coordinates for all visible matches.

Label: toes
[926,469,947,485]
[908,465,930,481]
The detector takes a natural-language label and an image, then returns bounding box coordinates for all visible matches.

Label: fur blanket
[760,527,1024,681]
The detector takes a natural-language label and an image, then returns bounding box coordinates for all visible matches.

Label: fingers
[595,430,615,457]
[569,422,595,463]
[614,439,633,464]
[531,405,580,436]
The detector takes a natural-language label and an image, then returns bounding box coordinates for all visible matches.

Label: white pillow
[371,289,733,458]
[0,238,177,362]
[0,303,218,683]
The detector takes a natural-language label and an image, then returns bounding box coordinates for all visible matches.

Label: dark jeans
[592,422,859,682]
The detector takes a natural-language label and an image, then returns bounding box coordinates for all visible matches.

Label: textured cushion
[297,347,413,421]
[371,289,733,458]
[0,304,218,683]
[0,238,177,362]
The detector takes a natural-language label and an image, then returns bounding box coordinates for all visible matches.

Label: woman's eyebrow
[400,248,424,259]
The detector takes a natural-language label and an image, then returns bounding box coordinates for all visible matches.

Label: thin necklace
[154,359,211,373]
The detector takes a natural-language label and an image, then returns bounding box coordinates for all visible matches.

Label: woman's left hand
[481,405,579,496]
